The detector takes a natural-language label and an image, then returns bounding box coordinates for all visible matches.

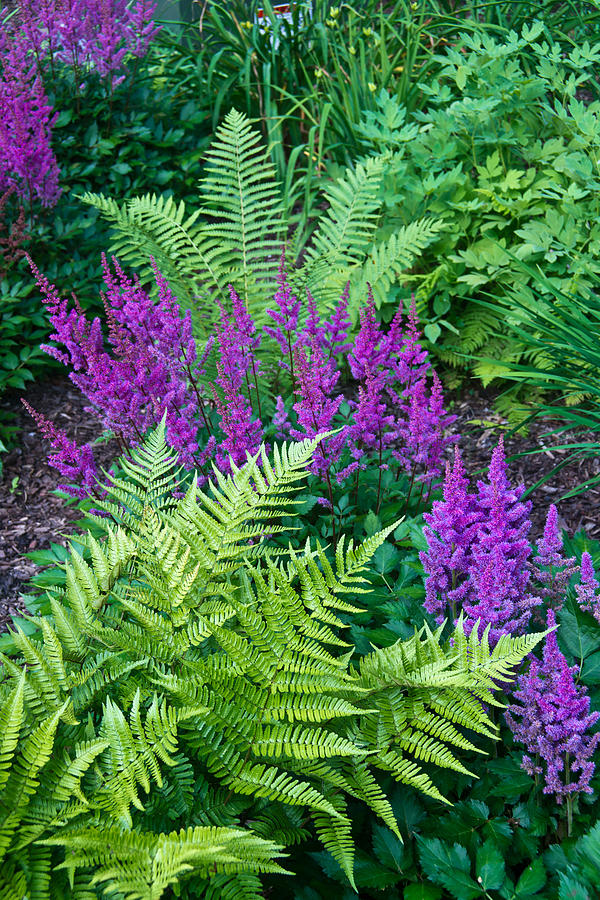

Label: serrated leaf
[418,838,482,900]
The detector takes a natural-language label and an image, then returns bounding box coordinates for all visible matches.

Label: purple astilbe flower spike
[16,0,160,89]
[290,341,346,479]
[420,448,483,622]
[264,249,302,369]
[462,437,540,641]
[0,24,61,209]
[576,552,600,623]
[273,395,291,440]
[348,285,388,380]
[33,254,201,469]
[22,400,100,499]
[392,371,457,484]
[295,289,328,350]
[324,281,352,358]
[532,504,577,611]
[506,609,600,805]
[212,366,263,473]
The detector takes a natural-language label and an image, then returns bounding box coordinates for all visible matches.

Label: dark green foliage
[0,425,542,896]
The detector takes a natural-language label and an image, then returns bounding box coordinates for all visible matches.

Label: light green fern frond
[45,824,287,900]
[199,108,285,316]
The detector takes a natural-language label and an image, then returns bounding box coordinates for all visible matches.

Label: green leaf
[581,649,600,684]
[559,604,600,663]
[456,66,468,90]
[404,885,443,900]
[486,757,534,800]
[372,824,405,872]
[373,543,401,575]
[364,510,382,538]
[514,858,546,896]
[558,874,591,900]
[476,840,505,891]
[424,323,442,343]
[418,838,482,900]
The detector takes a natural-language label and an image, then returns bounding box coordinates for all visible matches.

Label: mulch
[1,373,599,633]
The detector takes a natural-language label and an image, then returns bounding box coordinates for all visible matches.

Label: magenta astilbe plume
[273,396,291,439]
[0,25,61,208]
[348,287,388,380]
[533,504,577,611]
[212,367,263,473]
[420,449,483,622]
[295,289,328,350]
[506,610,600,804]
[33,254,201,468]
[15,0,160,88]
[22,401,100,499]
[392,371,457,484]
[576,552,600,623]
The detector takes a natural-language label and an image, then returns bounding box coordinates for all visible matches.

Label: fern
[81,109,441,335]
[0,428,543,895]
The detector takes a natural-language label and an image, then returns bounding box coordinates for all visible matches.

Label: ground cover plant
[3,0,600,898]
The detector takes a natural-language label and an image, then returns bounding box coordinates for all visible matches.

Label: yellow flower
[362,27,372,37]
[349,46,356,56]
[241,20,253,30]
[330,5,340,16]
[368,82,377,92]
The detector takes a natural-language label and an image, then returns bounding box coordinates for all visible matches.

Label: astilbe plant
[421,443,582,644]
[0,17,61,210]
[12,0,159,89]
[26,251,457,531]
[506,609,600,832]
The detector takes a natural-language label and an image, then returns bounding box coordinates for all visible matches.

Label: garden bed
[2,372,599,632]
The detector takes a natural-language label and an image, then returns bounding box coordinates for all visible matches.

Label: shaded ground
[1,374,599,632]
[0,375,118,631]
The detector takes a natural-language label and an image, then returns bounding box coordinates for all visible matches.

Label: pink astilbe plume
[290,341,347,480]
[32,254,201,469]
[576,552,600,623]
[264,250,302,366]
[421,439,541,643]
[14,0,160,89]
[506,610,600,804]
[392,370,457,484]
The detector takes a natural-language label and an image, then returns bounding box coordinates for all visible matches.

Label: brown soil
[1,374,599,633]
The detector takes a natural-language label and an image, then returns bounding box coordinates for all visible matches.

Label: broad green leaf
[418,838,482,900]
[515,858,546,896]
[476,840,505,891]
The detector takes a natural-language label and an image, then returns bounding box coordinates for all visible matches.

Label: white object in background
[256,2,313,48]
